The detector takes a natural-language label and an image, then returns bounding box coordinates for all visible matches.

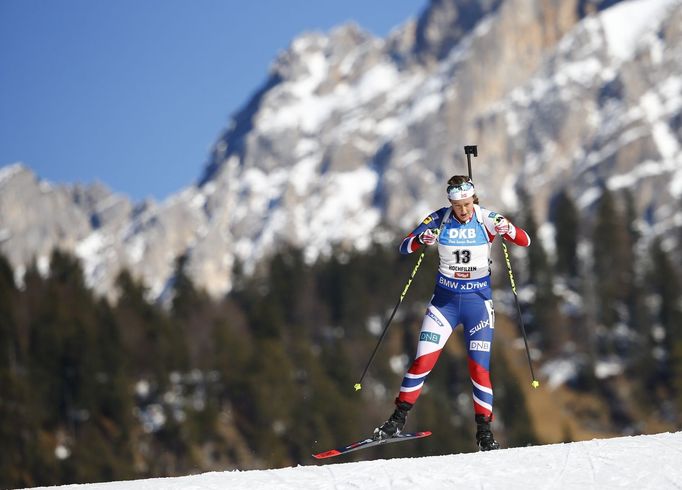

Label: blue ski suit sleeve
[399,207,449,254]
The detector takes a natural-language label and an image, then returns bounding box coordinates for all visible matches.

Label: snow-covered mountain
[1,0,681,299]
[27,431,682,489]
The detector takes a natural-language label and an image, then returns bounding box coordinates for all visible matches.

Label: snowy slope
[28,431,682,489]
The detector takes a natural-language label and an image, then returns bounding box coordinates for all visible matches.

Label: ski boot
[373,401,412,440]
[475,414,500,451]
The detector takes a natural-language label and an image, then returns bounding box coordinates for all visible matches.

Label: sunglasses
[446,181,474,193]
[447,180,476,200]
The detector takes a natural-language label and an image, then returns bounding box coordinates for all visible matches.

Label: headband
[447,181,476,200]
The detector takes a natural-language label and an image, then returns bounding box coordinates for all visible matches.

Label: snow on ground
[28,431,682,490]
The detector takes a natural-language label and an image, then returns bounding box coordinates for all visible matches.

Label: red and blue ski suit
[396,204,530,418]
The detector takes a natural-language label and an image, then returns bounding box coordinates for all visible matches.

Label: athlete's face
[450,197,475,222]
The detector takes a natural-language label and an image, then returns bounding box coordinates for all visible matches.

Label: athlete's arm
[501,222,530,246]
[399,208,447,254]
[481,209,531,247]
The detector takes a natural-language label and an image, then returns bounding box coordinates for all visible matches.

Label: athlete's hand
[494,216,510,234]
[494,216,512,235]
[418,228,438,246]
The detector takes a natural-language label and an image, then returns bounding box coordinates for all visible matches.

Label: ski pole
[464,144,539,389]
[354,247,427,391]
[500,239,540,388]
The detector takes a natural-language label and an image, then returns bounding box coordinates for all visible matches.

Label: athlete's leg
[397,301,456,405]
[462,292,495,418]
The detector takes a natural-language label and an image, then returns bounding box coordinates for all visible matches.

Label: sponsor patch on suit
[469,340,491,352]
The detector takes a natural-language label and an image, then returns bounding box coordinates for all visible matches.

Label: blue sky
[0,1,427,201]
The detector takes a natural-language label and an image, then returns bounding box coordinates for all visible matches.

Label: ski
[312,431,431,459]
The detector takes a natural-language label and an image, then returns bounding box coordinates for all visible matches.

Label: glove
[418,228,438,246]
[494,216,515,237]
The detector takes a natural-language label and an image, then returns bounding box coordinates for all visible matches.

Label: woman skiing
[374,175,531,451]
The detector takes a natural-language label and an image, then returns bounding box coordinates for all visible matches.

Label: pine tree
[0,253,18,371]
[288,343,362,462]
[551,190,580,280]
[591,188,635,348]
[170,253,217,369]
[618,190,644,358]
[648,239,682,417]
[0,253,54,488]
[92,301,136,460]
[587,189,643,430]
[115,269,188,383]
[211,306,253,392]
[239,339,297,466]
[515,190,563,353]
[170,254,206,321]
[0,250,140,484]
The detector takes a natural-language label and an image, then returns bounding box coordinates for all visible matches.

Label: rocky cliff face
[1,0,681,299]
